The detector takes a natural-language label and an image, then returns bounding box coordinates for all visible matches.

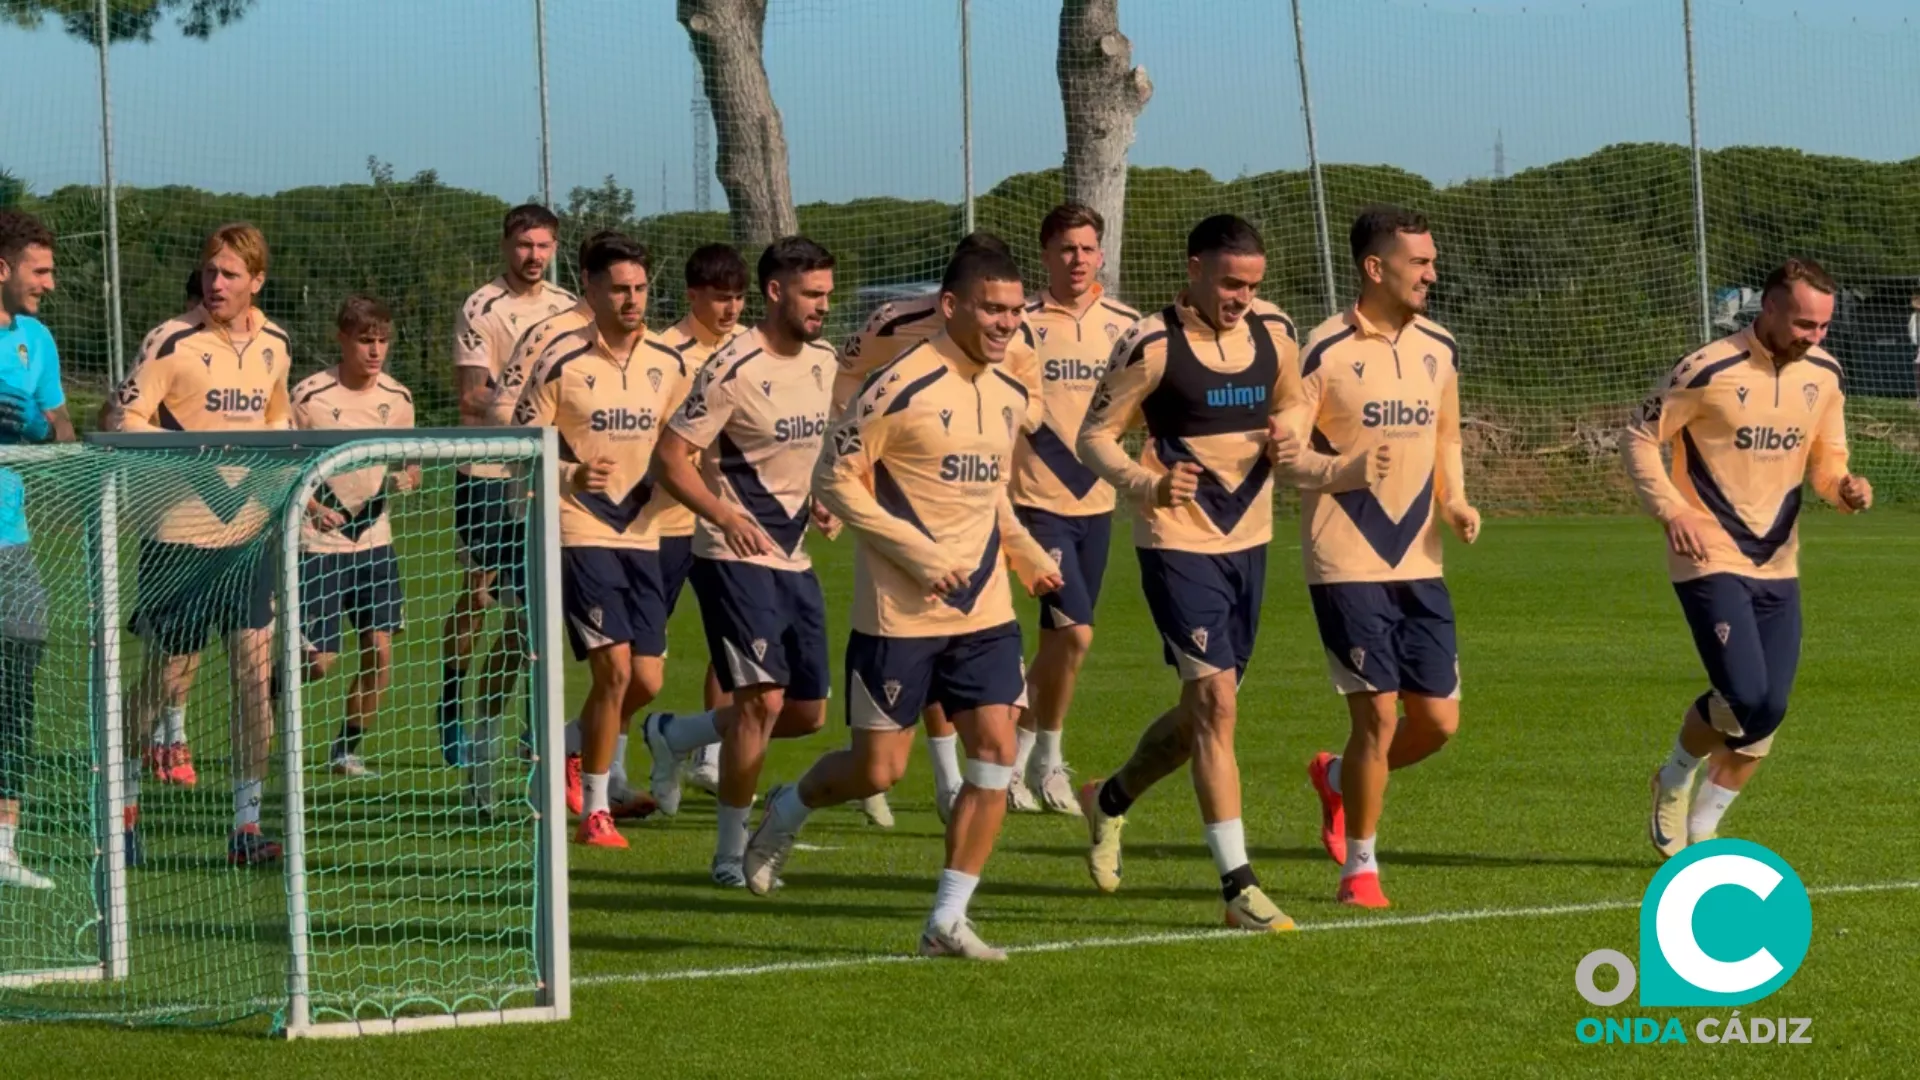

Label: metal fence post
[960,0,975,235]
[94,0,125,385]
[1683,0,1712,342]
[1291,0,1337,317]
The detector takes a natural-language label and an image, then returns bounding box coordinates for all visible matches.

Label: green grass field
[5,509,1919,1078]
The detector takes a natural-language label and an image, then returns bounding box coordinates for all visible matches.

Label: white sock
[1344,835,1378,879]
[0,823,15,858]
[927,735,961,799]
[233,779,263,830]
[1658,738,1702,788]
[1327,755,1343,795]
[582,771,610,817]
[1035,729,1063,770]
[716,803,751,861]
[563,720,583,756]
[662,710,720,754]
[1011,727,1037,776]
[1203,818,1250,876]
[1689,781,1739,838]
[611,732,631,788]
[164,706,187,745]
[930,867,981,927]
[768,783,812,835]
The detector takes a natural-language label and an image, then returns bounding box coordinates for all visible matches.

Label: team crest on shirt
[15,344,26,365]
[1190,627,1209,652]
[1803,383,1819,411]
[751,638,768,661]
[263,348,274,366]
[1350,361,1366,380]
[1422,353,1437,381]
[1349,646,1367,673]
[588,606,604,628]
[1002,406,1015,438]
[833,425,863,458]
[647,367,663,393]
[377,403,391,422]
[1105,322,1121,342]
[882,680,902,707]
[811,364,823,391]
[938,408,953,432]
[1714,622,1730,646]
[1736,386,1749,408]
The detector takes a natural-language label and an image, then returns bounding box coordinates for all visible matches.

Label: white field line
[571,878,1920,990]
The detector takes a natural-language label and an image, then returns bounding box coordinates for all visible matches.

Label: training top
[1622,326,1851,583]
[831,291,1044,431]
[667,327,837,573]
[0,314,65,549]
[291,367,416,555]
[513,325,685,551]
[648,315,745,540]
[814,331,1057,638]
[1011,285,1141,516]
[1077,295,1299,554]
[454,275,576,477]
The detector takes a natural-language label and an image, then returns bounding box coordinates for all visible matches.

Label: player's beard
[783,308,824,343]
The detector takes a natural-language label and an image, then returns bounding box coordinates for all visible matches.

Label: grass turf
[4,509,1917,1077]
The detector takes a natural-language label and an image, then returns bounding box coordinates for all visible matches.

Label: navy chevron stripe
[1152,436,1271,535]
[1331,471,1434,568]
[1686,352,1749,389]
[882,366,946,418]
[873,461,933,539]
[1026,423,1099,499]
[575,479,652,533]
[718,431,809,554]
[1300,326,1357,379]
[940,527,1001,614]
[1681,428,1800,565]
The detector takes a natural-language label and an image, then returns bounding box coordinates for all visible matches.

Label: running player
[1073,214,1300,930]
[1283,206,1478,910]
[742,245,1061,959]
[513,232,679,844]
[0,210,77,889]
[290,295,417,780]
[655,243,748,796]
[828,230,1043,824]
[1626,257,1869,857]
[106,222,293,866]
[444,204,576,767]
[645,236,836,886]
[1005,203,1139,814]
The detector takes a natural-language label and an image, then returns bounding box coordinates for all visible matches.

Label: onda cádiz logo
[1574,839,1814,1047]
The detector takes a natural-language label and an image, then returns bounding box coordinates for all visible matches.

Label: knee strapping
[962,759,1013,790]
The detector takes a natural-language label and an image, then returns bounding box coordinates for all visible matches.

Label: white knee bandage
[962,759,1013,791]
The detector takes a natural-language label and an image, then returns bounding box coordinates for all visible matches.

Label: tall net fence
[2,0,1917,509]
[0,436,559,1033]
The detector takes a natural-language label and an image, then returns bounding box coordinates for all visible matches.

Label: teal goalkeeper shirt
[0,313,66,548]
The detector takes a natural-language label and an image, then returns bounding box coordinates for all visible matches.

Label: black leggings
[0,639,45,801]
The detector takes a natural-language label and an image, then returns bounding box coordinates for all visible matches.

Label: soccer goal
[0,428,567,1037]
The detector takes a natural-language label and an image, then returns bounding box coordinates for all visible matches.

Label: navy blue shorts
[1309,578,1459,698]
[688,558,831,699]
[130,539,276,656]
[658,533,697,617]
[300,546,404,656]
[454,473,526,599]
[561,547,667,661]
[1673,573,1801,756]
[845,622,1025,731]
[1136,547,1265,681]
[1016,506,1110,630]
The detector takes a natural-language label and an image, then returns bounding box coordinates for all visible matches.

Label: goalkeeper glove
[0,389,49,444]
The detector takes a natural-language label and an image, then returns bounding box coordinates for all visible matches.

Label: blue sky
[3,0,1917,212]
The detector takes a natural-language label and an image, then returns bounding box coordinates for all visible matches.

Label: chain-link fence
[4,0,1917,509]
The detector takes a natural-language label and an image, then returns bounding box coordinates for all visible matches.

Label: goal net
[0,429,567,1037]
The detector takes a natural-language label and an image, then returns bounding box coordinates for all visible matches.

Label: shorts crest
[1714,622,1730,646]
[1349,646,1367,672]
[1190,627,1209,652]
[751,638,768,661]
[882,679,902,707]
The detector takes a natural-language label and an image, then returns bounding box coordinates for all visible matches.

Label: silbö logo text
[1572,839,1814,1047]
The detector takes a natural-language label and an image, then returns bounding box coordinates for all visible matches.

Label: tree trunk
[1057,0,1151,294]
[679,0,798,253]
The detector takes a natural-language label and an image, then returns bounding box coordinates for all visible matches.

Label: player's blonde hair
[201,222,269,276]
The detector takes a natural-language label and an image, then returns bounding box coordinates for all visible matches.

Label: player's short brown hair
[1349,205,1429,268]
[1040,202,1105,248]
[686,243,749,292]
[503,203,560,240]
[202,222,269,276]
[336,294,392,336]
[0,210,55,266]
[1762,257,1835,301]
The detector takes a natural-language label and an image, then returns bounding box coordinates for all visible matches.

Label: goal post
[0,428,568,1037]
